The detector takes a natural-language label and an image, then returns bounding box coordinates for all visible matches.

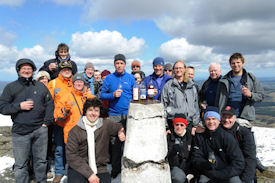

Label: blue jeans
[54,125,66,175]
[171,166,186,183]
[12,126,48,183]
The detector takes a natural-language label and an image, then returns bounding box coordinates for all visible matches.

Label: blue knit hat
[153,57,165,66]
[204,106,220,121]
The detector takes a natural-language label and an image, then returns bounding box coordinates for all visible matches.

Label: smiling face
[60,68,72,78]
[86,106,100,122]
[205,116,220,131]
[114,60,126,74]
[230,58,245,76]
[221,113,236,129]
[85,68,94,78]
[174,122,187,135]
[18,64,33,78]
[58,48,69,59]
[209,64,221,80]
[38,76,49,86]
[187,68,194,80]
[94,71,101,82]
[153,64,164,77]
[73,80,85,91]
[174,62,185,78]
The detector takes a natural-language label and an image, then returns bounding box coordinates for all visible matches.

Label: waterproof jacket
[39,58,77,80]
[161,78,200,127]
[167,129,192,171]
[198,76,221,106]
[192,126,245,181]
[144,72,172,100]
[54,88,95,143]
[223,122,256,183]
[215,69,264,121]
[100,71,135,115]
[0,77,54,135]
[47,73,73,127]
[66,117,122,179]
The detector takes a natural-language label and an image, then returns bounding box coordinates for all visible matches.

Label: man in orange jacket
[54,73,95,144]
[47,60,74,183]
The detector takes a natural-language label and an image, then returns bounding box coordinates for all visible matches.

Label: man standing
[83,62,95,95]
[100,54,135,178]
[164,63,173,77]
[40,43,77,80]
[186,66,199,93]
[221,106,256,183]
[199,63,222,109]
[144,57,172,100]
[192,106,244,183]
[161,60,200,131]
[47,60,74,183]
[0,59,54,183]
[215,52,264,124]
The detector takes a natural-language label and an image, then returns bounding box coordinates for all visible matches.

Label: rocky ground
[1,126,275,183]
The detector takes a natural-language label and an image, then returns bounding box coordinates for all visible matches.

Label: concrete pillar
[122,102,171,183]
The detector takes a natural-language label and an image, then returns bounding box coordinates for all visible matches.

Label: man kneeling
[66,98,125,183]
[191,106,245,183]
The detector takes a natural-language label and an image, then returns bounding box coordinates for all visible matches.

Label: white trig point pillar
[122,102,171,183]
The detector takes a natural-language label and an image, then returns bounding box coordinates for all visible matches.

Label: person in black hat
[221,106,257,183]
[0,58,54,183]
[39,43,78,80]
[191,106,245,183]
[167,113,193,183]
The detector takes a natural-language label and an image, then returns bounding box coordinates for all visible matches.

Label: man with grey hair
[199,63,222,110]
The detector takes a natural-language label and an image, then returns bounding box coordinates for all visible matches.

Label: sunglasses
[132,66,140,68]
[164,69,172,72]
[175,123,185,127]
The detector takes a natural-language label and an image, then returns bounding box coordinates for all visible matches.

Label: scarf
[174,128,186,137]
[83,73,95,95]
[83,116,98,174]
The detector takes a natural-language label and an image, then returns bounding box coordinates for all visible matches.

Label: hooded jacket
[192,126,245,181]
[66,117,122,179]
[161,78,200,127]
[100,71,135,115]
[47,73,73,127]
[144,72,172,100]
[0,77,54,135]
[54,88,95,143]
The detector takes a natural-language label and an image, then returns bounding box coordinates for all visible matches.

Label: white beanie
[35,71,50,81]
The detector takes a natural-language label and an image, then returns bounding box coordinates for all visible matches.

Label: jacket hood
[76,116,103,130]
[16,58,37,72]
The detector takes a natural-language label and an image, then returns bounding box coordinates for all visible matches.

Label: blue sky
[1,0,275,81]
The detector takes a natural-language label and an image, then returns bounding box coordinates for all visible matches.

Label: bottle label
[147,89,154,96]
[140,88,146,100]
[133,88,139,100]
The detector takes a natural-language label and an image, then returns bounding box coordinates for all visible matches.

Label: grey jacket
[161,78,200,126]
[215,69,264,121]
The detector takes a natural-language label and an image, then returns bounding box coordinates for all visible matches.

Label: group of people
[0,42,265,183]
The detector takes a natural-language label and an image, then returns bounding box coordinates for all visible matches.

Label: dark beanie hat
[16,58,37,72]
[101,69,111,78]
[173,113,188,127]
[153,57,165,66]
[114,54,126,63]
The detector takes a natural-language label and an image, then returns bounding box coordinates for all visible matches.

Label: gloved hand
[65,101,73,112]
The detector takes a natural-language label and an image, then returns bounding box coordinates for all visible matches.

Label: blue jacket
[100,71,135,115]
[144,73,172,100]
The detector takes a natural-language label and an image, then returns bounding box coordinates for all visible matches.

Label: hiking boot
[53,175,63,183]
[256,157,267,173]
[47,171,54,179]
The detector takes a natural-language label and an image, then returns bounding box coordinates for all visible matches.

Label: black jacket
[191,126,245,181]
[223,123,256,183]
[167,129,192,172]
[0,77,54,135]
[39,58,78,80]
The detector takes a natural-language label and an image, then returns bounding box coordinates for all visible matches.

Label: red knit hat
[173,113,188,127]
[101,69,111,78]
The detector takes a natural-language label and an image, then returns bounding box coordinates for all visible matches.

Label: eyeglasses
[175,123,185,127]
[132,66,140,68]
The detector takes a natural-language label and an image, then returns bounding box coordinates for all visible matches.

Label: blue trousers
[12,126,48,183]
[53,125,66,175]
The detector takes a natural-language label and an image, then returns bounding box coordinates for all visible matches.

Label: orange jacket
[47,73,73,127]
[54,88,95,143]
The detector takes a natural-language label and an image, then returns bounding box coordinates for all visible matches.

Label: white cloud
[70,30,145,59]
[0,28,17,46]
[0,0,24,6]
